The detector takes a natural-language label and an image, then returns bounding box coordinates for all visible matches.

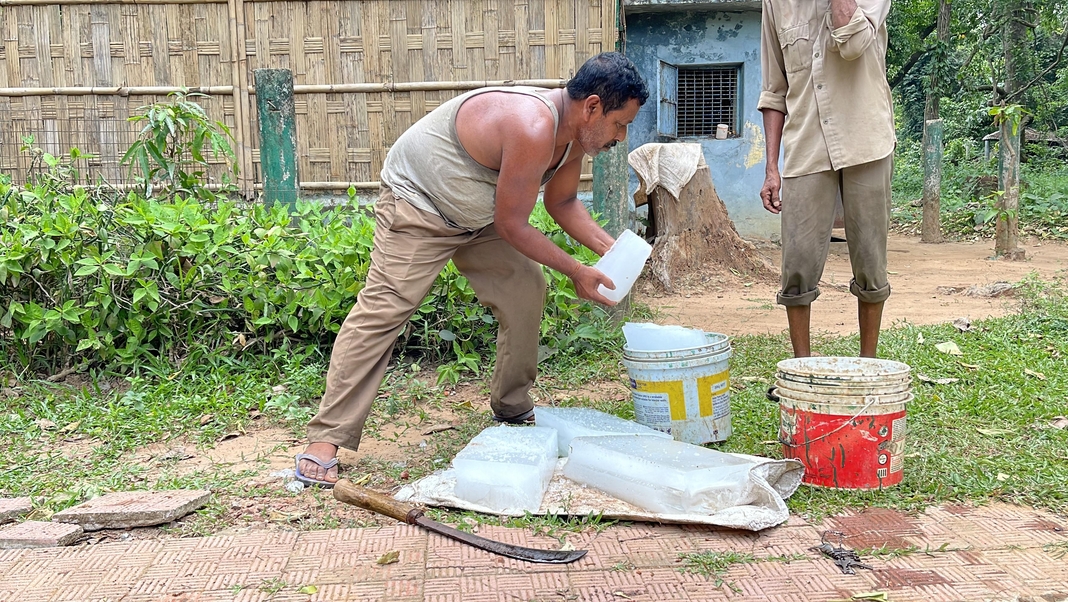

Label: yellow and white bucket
[622,333,732,444]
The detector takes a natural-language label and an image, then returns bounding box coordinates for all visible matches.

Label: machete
[333,479,588,564]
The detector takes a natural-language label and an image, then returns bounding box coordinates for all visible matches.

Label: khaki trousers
[778,156,893,307]
[307,187,546,451]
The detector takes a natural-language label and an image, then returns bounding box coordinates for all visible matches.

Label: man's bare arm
[830,0,859,28]
[542,157,614,256]
[760,108,785,214]
[492,122,615,305]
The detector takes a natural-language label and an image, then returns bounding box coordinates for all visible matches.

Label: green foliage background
[0,171,611,377]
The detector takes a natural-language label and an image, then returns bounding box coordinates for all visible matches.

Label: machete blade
[415,516,587,564]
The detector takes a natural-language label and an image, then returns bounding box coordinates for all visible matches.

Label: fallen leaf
[298,585,318,594]
[271,385,287,394]
[916,374,959,385]
[35,419,56,430]
[199,414,214,425]
[219,431,242,441]
[376,550,400,565]
[353,473,372,486]
[960,362,981,370]
[421,424,456,435]
[977,428,1013,436]
[559,540,576,551]
[1050,416,1068,430]
[952,317,973,332]
[996,472,1010,481]
[935,341,963,356]
[612,592,633,600]
[453,400,474,410]
[916,332,925,344]
[1024,369,1047,380]
[59,421,80,433]
[233,333,247,347]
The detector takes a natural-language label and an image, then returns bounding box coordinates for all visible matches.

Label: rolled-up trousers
[777,155,893,307]
[306,187,546,451]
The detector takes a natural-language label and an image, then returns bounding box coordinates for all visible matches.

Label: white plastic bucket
[622,347,732,444]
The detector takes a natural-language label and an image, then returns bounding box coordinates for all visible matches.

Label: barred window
[657,62,741,139]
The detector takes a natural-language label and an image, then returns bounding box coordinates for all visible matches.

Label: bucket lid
[776,356,911,382]
[623,332,730,361]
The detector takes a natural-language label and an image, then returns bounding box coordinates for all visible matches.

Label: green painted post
[592,0,630,238]
[255,69,299,210]
[591,140,630,237]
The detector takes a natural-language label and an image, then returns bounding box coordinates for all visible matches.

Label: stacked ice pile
[535,406,671,456]
[451,425,558,514]
[563,435,757,514]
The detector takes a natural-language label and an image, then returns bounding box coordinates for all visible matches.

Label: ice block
[622,322,711,351]
[535,407,671,457]
[594,230,652,302]
[562,435,755,514]
[451,425,558,513]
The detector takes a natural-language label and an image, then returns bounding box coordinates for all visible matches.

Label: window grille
[676,66,739,138]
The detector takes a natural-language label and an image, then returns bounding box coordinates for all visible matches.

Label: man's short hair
[566,52,650,114]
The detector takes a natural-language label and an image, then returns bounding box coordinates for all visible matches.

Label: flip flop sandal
[491,408,536,425]
[294,453,339,488]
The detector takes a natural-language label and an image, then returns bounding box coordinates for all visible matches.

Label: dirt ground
[639,233,1068,337]
[63,233,1068,538]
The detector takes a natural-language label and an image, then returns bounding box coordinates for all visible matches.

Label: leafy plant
[122,91,237,201]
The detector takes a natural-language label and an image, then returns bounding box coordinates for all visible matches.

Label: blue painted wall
[626,9,779,240]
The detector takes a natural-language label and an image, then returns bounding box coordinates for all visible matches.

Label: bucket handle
[778,397,878,448]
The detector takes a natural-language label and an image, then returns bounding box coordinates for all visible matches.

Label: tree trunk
[920,0,950,243]
[646,163,772,292]
[923,0,952,121]
[995,117,1025,259]
[921,119,945,243]
[995,0,1027,260]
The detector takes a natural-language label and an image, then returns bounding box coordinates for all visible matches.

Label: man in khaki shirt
[758,0,895,358]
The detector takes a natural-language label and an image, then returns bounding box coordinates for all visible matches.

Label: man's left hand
[570,265,617,306]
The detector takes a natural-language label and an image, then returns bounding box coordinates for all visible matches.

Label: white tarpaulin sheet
[395,453,804,532]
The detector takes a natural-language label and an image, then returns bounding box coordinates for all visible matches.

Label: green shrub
[0,177,609,377]
[2,93,616,380]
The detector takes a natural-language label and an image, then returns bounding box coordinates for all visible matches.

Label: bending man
[296,52,650,487]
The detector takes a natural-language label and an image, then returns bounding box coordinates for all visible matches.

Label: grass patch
[3,278,1067,533]
[678,550,806,588]
[715,275,1068,519]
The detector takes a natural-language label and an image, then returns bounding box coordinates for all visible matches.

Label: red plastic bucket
[774,389,909,489]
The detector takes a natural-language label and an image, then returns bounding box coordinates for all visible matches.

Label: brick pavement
[0,503,1064,602]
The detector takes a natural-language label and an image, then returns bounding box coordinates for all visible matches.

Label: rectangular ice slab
[535,407,671,456]
[623,322,711,351]
[452,425,558,513]
[563,435,756,514]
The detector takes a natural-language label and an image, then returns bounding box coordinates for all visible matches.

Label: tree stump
[645,163,773,292]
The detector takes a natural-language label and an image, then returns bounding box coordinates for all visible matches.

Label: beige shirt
[758,0,896,178]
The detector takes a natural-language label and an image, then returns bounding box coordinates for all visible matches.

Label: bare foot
[297,442,339,484]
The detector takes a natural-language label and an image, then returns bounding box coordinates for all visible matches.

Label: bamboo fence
[0,0,617,195]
